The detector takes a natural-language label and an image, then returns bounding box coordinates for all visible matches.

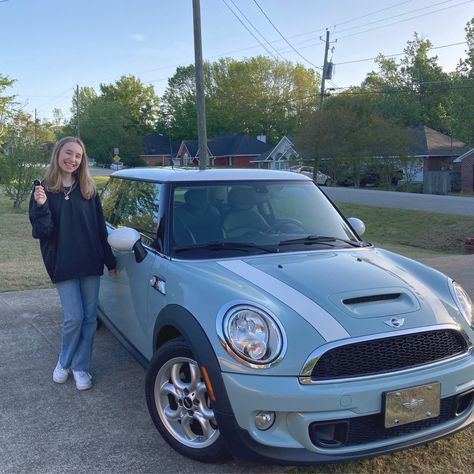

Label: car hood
[216,248,456,342]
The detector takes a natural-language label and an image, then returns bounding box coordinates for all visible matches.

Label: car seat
[222,186,270,239]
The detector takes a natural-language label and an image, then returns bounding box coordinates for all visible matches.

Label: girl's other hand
[108,269,117,277]
[34,184,47,206]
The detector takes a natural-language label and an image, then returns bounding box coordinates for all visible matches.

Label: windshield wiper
[278,235,362,248]
[174,241,275,253]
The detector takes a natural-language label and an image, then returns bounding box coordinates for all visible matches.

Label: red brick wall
[461,152,474,194]
[142,155,168,166]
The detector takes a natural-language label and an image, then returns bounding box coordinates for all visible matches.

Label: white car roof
[111,167,311,183]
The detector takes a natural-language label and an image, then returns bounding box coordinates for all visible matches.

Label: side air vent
[343,293,401,305]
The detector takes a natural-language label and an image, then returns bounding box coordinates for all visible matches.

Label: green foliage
[0,75,17,143]
[65,76,160,166]
[0,137,49,209]
[160,56,319,142]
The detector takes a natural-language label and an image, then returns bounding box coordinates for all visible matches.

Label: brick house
[175,133,273,168]
[453,148,474,194]
[141,133,179,166]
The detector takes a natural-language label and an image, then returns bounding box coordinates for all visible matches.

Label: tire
[324,178,332,187]
[145,337,231,462]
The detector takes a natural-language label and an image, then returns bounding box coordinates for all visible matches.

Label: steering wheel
[268,219,306,234]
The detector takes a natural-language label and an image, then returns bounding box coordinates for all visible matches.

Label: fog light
[255,411,275,430]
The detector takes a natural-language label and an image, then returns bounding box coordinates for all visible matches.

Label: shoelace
[74,371,91,379]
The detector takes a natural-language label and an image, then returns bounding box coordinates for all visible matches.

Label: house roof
[179,133,272,158]
[208,133,272,157]
[453,148,474,163]
[406,126,466,157]
[143,133,179,156]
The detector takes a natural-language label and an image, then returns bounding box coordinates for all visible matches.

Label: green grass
[337,201,474,256]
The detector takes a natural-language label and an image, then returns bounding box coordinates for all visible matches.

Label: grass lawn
[0,182,473,470]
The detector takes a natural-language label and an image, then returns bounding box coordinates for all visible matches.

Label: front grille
[309,394,462,448]
[311,329,468,380]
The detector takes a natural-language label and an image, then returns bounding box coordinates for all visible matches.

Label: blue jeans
[55,276,100,372]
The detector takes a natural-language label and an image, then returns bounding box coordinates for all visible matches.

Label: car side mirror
[347,217,366,237]
[108,227,148,263]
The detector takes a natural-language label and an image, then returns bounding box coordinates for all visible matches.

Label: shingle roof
[406,126,466,157]
[143,133,179,156]
[208,133,272,157]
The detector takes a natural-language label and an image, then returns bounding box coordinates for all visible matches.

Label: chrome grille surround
[299,324,472,385]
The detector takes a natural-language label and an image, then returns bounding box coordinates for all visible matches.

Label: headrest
[228,186,257,210]
[184,188,209,210]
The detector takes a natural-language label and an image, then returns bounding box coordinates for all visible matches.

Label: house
[252,136,301,170]
[141,133,179,166]
[453,148,474,194]
[175,133,273,168]
[407,125,467,176]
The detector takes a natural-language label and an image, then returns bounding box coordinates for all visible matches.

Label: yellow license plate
[384,382,441,428]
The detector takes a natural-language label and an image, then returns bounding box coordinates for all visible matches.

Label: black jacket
[29,184,116,283]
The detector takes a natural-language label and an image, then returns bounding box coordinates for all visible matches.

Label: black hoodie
[29,184,116,283]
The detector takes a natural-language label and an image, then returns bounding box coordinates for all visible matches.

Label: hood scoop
[331,288,420,319]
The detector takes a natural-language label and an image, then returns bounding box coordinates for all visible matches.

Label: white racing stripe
[218,259,350,342]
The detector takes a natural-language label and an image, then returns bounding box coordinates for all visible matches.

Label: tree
[361,34,452,133]
[450,17,474,145]
[160,56,319,143]
[65,76,159,166]
[0,112,50,208]
[0,75,17,144]
[296,93,408,188]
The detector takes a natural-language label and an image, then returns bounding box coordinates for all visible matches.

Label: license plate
[384,382,441,428]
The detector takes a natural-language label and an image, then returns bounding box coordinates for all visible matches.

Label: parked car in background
[291,166,332,186]
[98,167,474,465]
[110,162,124,170]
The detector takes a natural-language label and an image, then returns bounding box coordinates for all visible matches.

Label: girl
[29,136,116,390]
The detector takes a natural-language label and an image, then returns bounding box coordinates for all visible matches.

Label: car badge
[385,317,405,328]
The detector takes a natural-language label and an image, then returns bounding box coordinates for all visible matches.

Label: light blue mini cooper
[99,168,474,464]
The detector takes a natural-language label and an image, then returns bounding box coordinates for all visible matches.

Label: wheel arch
[152,304,233,415]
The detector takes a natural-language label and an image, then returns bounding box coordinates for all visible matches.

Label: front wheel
[145,338,231,462]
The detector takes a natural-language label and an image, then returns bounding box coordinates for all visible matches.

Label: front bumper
[217,352,474,463]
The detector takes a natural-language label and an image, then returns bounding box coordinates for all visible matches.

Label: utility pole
[192,0,208,169]
[319,29,330,111]
[76,85,80,138]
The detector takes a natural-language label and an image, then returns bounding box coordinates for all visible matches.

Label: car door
[99,178,166,360]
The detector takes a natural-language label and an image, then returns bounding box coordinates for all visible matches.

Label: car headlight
[218,304,286,368]
[449,280,473,327]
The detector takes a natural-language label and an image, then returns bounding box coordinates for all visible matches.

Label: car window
[171,181,359,259]
[102,178,162,247]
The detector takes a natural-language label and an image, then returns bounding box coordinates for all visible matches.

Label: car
[98,167,474,465]
[291,166,332,186]
[110,162,124,170]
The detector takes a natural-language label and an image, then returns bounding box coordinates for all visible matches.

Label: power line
[335,41,468,66]
[252,0,322,70]
[221,0,279,60]
[334,0,474,41]
[226,0,284,60]
[334,0,461,36]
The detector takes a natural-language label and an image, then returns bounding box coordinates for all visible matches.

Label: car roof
[111,167,311,183]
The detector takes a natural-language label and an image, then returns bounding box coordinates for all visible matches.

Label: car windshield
[171,180,362,258]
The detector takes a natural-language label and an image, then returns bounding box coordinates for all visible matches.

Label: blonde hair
[44,136,97,199]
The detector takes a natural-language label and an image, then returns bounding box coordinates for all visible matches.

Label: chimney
[257,135,267,143]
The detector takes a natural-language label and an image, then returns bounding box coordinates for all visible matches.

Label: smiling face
[57,141,83,176]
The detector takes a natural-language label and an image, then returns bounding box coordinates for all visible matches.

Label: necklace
[63,180,76,200]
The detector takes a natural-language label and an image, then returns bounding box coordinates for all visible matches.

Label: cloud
[129,33,145,42]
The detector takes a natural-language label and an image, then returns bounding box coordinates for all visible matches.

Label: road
[323,187,474,217]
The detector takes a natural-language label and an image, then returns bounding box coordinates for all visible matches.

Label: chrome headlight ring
[216,301,287,369]
[449,280,474,328]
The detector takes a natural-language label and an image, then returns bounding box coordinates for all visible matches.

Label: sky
[1,0,473,121]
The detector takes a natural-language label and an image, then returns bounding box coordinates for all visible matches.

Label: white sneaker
[72,370,92,391]
[53,361,69,384]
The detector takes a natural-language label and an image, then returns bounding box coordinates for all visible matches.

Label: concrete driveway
[1,254,473,473]
[0,289,282,474]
